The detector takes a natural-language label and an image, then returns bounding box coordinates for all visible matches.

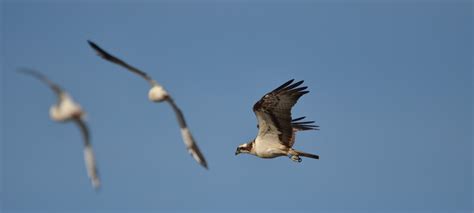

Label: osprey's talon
[291,155,302,163]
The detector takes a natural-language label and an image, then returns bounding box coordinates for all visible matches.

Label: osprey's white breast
[254,133,287,158]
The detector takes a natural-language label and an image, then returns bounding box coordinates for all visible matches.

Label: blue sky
[1,0,472,212]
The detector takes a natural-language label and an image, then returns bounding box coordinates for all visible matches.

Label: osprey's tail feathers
[293,149,319,160]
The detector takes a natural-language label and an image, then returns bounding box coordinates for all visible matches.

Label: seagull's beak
[235,148,240,156]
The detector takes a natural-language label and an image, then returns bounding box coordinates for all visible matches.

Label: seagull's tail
[293,149,319,160]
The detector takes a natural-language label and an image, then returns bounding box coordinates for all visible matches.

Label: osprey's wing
[17,68,64,100]
[166,97,208,169]
[73,118,101,190]
[87,40,155,85]
[289,116,319,147]
[256,116,319,131]
[291,116,319,131]
[253,79,309,146]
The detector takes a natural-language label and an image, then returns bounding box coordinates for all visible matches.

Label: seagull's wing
[88,41,207,169]
[87,40,156,85]
[18,69,99,188]
[73,118,101,190]
[166,97,208,169]
[17,68,64,101]
[253,79,309,147]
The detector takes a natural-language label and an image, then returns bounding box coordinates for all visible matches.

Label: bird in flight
[18,69,101,190]
[235,79,320,162]
[87,40,208,169]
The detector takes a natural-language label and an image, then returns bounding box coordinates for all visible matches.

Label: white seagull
[235,79,320,162]
[87,41,208,169]
[18,69,101,190]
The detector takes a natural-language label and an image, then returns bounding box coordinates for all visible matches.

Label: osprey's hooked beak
[236,142,252,156]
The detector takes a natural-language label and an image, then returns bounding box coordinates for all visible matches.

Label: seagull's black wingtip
[16,68,28,74]
[16,68,41,78]
[87,40,99,49]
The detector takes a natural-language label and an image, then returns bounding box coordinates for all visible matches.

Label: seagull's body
[88,40,208,169]
[18,69,100,190]
[235,79,319,162]
[148,84,169,102]
[49,93,84,121]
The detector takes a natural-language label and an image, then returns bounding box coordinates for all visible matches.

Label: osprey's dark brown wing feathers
[289,117,319,147]
[253,79,310,146]
[291,116,320,131]
[256,116,319,131]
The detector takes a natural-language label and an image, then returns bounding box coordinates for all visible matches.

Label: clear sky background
[1,0,472,212]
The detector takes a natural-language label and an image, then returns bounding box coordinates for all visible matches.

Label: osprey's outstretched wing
[257,116,319,131]
[253,79,309,146]
[289,116,319,147]
[291,116,319,131]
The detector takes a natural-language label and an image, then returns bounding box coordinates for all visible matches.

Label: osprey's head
[235,141,254,155]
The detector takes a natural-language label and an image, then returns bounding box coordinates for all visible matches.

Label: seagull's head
[148,85,169,102]
[235,140,254,156]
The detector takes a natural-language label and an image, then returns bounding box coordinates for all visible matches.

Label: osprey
[235,79,320,162]
[87,41,208,169]
[18,69,101,190]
